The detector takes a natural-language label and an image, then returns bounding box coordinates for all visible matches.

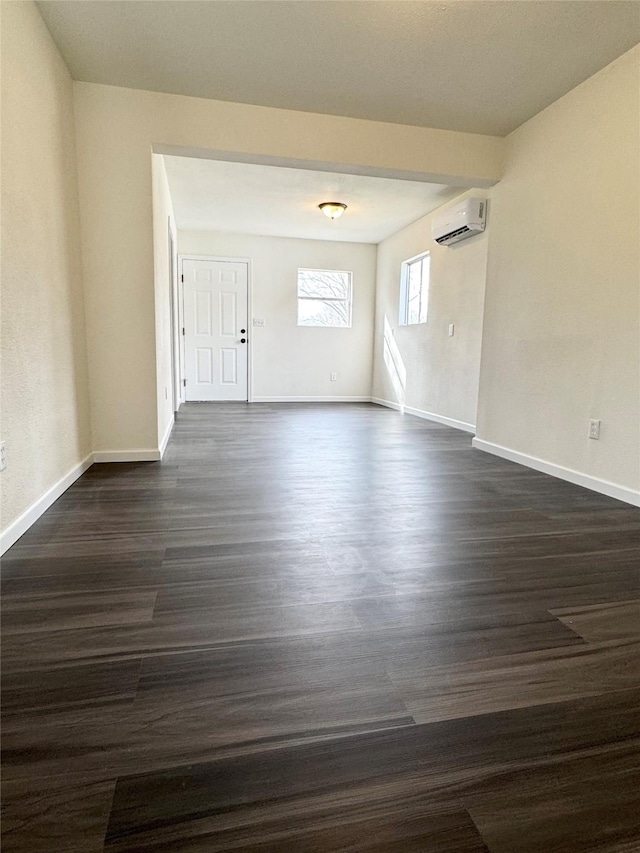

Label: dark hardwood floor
[1,402,639,852]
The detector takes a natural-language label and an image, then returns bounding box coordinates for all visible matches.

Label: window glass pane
[298,298,350,327]
[298,269,350,300]
[421,255,430,288]
[407,294,420,325]
[400,253,430,326]
[297,269,352,327]
[408,261,422,301]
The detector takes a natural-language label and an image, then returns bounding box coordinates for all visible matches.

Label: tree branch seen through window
[297,269,352,327]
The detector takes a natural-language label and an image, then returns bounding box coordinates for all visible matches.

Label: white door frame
[178,254,253,403]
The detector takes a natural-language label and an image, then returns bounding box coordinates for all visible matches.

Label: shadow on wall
[383,316,406,409]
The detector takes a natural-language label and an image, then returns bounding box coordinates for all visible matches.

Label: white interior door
[182,259,249,401]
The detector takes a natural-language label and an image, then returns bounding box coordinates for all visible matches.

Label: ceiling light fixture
[319,202,347,220]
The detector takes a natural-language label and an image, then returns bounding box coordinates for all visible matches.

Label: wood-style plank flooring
[2,402,639,852]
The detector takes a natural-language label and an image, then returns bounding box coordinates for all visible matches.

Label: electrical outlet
[588,419,601,440]
[252,318,265,327]
[0,441,6,472]
[448,323,455,337]
[330,372,337,381]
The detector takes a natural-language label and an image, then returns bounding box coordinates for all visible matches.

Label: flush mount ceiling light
[319,202,347,220]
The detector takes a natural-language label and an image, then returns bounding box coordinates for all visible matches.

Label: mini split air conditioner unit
[432,198,487,246]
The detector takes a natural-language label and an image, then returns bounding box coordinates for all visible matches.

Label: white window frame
[399,251,430,326]
[297,268,353,328]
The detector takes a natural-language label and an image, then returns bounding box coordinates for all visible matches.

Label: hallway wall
[0,1,91,539]
[152,154,178,450]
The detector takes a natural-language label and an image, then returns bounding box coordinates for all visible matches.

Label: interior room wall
[371,189,489,429]
[0,1,92,543]
[178,231,377,400]
[72,80,503,454]
[475,45,640,502]
[151,154,177,450]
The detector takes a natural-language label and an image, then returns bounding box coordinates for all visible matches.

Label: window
[399,252,430,325]
[297,268,352,327]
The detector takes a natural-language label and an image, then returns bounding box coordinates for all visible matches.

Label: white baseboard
[0,453,93,555]
[1,431,173,553]
[472,437,640,507]
[159,416,174,458]
[92,449,162,462]
[371,397,403,412]
[252,396,372,403]
[404,405,475,433]
[371,398,476,433]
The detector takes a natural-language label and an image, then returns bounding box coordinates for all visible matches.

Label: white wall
[152,154,177,449]
[178,231,377,400]
[371,190,489,428]
[475,45,640,499]
[72,81,503,453]
[0,1,91,535]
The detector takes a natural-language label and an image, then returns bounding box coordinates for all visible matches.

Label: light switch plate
[252,318,265,327]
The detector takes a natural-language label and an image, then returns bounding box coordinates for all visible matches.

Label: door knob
[240,338,246,343]
[240,329,246,334]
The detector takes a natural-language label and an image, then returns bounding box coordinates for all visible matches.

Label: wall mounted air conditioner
[432,198,486,246]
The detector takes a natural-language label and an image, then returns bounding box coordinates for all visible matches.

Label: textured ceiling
[38,1,640,136]
[163,156,463,243]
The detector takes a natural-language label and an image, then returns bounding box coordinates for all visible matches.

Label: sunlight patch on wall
[383,316,406,408]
